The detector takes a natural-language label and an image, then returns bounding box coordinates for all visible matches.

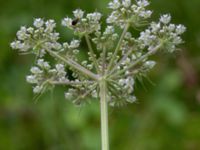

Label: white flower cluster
[62,9,102,36]
[62,39,81,57]
[26,59,69,94]
[107,0,152,28]
[11,18,61,57]
[138,14,186,52]
[11,0,186,107]
[65,83,98,106]
[92,26,119,51]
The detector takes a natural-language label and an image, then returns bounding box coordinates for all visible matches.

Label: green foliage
[1,0,200,150]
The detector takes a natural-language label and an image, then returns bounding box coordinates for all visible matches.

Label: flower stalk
[99,79,109,150]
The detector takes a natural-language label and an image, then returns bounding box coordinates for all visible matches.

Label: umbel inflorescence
[11,0,186,107]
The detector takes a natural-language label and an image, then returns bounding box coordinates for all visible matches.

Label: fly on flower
[71,9,84,26]
[72,18,80,26]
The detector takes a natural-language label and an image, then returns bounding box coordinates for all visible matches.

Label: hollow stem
[99,80,109,150]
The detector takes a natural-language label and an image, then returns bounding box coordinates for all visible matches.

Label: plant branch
[102,46,107,75]
[85,35,99,73]
[107,24,129,72]
[46,49,99,81]
[49,80,94,85]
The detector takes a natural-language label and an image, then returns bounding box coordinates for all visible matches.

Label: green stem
[46,49,99,81]
[107,24,129,72]
[102,46,107,75]
[49,80,94,85]
[99,80,109,150]
[85,35,99,73]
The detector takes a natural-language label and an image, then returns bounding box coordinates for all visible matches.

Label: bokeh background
[0,0,200,150]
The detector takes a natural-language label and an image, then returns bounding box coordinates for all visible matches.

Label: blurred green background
[0,0,200,150]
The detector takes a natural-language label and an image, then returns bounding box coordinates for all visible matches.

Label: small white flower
[139,29,155,47]
[56,64,65,71]
[63,42,69,49]
[72,49,79,55]
[120,7,126,13]
[69,40,80,49]
[11,42,30,52]
[87,64,93,70]
[137,0,150,7]
[81,60,88,66]
[45,19,56,32]
[17,26,28,40]
[151,22,161,33]
[108,0,121,9]
[122,0,131,8]
[176,24,186,35]
[139,10,152,18]
[144,61,156,69]
[33,86,43,94]
[106,13,117,24]
[27,27,34,33]
[56,64,66,78]
[33,18,44,28]
[26,75,38,84]
[172,35,182,44]
[65,92,73,99]
[30,67,43,74]
[37,59,44,66]
[39,49,46,57]
[37,59,51,70]
[48,69,57,74]
[10,41,22,49]
[91,90,98,98]
[104,26,114,35]
[168,24,176,32]
[125,77,134,93]
[62,17,72,27]
[49,32,60,41]
[52,42,62,50]
[127,96,137,103]
[160,14,171,24]
[119,79,125,86]
[73,9,84,18]
[87,12,102,21]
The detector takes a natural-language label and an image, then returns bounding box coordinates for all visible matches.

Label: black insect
[72,18,79,26]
